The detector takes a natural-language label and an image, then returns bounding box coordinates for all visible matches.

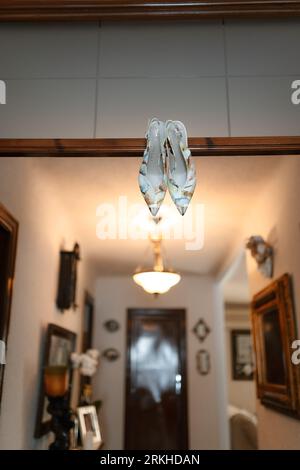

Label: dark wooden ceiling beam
[1,137,300,157]
[1,1,300,21]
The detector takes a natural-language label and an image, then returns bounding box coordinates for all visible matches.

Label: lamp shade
[133,270,181,295]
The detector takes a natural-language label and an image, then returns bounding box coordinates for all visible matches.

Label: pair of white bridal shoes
[139,118,196,216]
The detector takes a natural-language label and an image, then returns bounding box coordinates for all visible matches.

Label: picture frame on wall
[231,330,254,381]
[78,291,95,404]
[77,405,102,450]
[196,349,210,375]
[34,323,77,437]
[82,291,94,353]
[0,204,18,409]
[251,273,300,418]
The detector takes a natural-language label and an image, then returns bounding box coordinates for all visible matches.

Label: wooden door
[125,309,188,450]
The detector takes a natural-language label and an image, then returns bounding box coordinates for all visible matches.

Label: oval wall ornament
[102,347,120,362]
[103,319,120,332]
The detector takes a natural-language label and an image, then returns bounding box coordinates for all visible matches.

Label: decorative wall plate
[192,318,210,343]
[196,349,210,375]
[103,319,120,332]
[102,348,120,362]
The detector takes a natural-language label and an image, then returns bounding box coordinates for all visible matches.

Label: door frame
[0,203,18,408]
[78,291,95,403]
[82,290,95,352]
[125,308,188,450]
[1,136,300,158]
[1,1,300,22]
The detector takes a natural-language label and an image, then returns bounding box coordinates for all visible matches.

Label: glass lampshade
[44,366,69,397]
[133,270,181,295]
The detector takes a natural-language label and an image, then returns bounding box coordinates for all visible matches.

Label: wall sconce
[56,243,81,311]
[246,235,273,278]
[44,366,74,450]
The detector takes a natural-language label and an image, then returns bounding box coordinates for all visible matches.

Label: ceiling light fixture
[133,236,181,295]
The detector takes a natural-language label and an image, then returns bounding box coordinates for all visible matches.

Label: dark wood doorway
[125,308,188,450]
[82,291,94,353]
[0,203,18,408]
[78,291,95,404]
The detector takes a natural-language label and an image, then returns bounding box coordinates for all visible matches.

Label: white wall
[0,158,95,449]
[224,306,256,414]
[1,20,300,137]
[93,275,228,450]
[240,156,300,449]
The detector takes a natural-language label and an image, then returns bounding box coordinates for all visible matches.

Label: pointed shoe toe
[166,120,196,216]
[149,204,160,216]
[177,204,188,216]
[138,118,167,216]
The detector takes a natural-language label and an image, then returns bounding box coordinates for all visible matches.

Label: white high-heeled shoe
[165,120,196,215]
[138,118,167,216]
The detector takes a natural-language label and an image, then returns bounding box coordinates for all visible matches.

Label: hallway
[0,155,299,449]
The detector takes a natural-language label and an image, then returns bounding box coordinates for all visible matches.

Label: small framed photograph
[231,329,254,381]
[77,405,102,449]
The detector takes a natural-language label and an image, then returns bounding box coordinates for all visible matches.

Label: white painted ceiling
[35,156,283,277]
